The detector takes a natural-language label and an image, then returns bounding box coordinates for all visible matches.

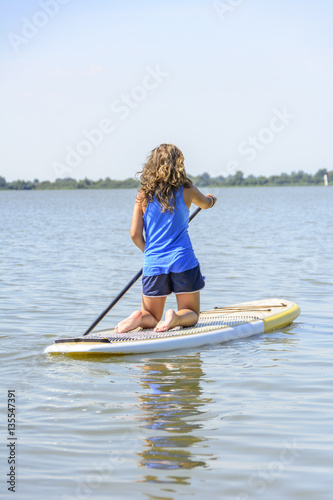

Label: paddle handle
[83,206,202,336]
[189,206,201,222]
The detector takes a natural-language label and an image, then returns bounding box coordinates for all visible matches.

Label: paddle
[83,206,202,336]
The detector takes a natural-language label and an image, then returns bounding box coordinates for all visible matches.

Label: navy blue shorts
[142,265,205,297]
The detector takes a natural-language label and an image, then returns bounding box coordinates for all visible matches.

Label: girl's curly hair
[137,144,193,212]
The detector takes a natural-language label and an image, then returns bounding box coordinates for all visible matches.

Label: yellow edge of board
[263,303,301,332]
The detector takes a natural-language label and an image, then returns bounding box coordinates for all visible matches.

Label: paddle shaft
[83,206,202,336]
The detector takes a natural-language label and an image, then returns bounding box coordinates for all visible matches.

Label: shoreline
[0,183,331,191]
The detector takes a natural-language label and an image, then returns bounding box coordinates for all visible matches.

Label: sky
[1,0,332,181]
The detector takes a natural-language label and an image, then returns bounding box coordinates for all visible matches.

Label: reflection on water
[137,355,213,477]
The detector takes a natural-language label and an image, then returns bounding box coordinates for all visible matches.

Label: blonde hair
[137,144,192,212]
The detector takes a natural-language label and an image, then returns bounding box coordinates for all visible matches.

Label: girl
[115,144,217,334]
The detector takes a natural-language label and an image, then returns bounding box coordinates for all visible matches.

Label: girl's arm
[130,196,145,252]
[184,185,217,209]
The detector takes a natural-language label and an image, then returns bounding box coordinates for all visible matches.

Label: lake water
[0,187,332,500]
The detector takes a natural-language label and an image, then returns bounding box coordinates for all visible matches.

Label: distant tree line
[0,176,139,190]
[0,169,331,190]
[190,168,332,187]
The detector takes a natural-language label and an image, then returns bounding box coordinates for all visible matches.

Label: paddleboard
[44,298,300,355]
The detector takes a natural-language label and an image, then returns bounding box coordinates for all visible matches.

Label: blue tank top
[143,186,199,276]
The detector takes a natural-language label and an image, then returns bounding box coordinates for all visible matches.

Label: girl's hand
[206,194,217,207]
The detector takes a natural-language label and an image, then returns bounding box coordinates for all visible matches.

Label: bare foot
[115,310,142,333]
[154,309,178,332]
